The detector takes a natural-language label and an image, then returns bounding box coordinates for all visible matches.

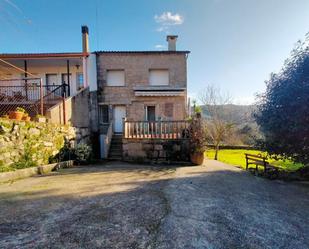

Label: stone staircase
[108,134,123,160]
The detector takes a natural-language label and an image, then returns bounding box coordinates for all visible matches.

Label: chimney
[166,35,178,51]
[81,25,89,53]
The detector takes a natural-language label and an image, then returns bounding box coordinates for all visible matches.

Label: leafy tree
[255,34,309,165]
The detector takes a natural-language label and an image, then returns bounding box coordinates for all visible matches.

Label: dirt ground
[0,160,308,249]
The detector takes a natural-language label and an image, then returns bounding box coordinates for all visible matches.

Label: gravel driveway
[0,160,308,249]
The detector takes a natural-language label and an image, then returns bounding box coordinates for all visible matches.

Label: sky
[0,0,309,105]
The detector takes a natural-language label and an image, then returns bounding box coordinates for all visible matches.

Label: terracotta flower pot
[22,116,31,121]
[9,111,24,121]
[190,152,204,165]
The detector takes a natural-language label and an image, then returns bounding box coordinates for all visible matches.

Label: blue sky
[1,0,309,104]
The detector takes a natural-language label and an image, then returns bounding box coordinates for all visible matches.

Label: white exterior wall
[1,62,83,96]
[87,53,97,92]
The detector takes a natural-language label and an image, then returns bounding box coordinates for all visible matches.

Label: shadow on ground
[0,160,308,249]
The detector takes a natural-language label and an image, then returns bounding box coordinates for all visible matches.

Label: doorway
[113,106,126,133]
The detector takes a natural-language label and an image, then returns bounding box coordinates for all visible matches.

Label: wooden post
[245,155,248,170]
[24,60,28,100]
[39,78,43,115]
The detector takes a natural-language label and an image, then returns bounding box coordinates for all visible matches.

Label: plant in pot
[188,113,207,165]
[22,112,31,122]
[9,107,25,120]
[35,114,46,123]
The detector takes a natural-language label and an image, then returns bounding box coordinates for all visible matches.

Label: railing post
[40,78,43,115]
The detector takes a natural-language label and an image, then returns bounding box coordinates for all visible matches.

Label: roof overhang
[134,86,186,97]
[0,52,88,60]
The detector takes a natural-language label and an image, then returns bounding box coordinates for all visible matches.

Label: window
[99,105,109,123]
[46,74,57,85]
[106,70,125,86]
[76,73,84,90]
[149,69,169,86]
[146,106,156,121]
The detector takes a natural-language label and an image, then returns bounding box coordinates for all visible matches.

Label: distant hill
[199,104,261,145]
[200,104,256,125]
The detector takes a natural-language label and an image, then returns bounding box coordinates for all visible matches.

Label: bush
[255,35,309,165]
[74,143,92,164]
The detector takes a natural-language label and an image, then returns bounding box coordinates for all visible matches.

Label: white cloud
[154,12,184,25]
[154,11,184,32]
[155,44,165,49]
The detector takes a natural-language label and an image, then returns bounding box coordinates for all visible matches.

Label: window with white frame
[106,70,125,86]
[149,69,169,86]
[76,73,84,90]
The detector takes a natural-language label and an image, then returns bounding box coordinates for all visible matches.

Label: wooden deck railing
[124,120,190,139]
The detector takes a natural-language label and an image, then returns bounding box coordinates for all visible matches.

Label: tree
[199,85,233,160]
[255,34,309,165]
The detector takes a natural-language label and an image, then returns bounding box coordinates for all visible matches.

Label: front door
[114,106,126,133]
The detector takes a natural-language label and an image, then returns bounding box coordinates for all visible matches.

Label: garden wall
[122,139,190,163]
[0,118,90,172]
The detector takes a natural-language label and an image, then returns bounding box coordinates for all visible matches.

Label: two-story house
[95,36,190,159]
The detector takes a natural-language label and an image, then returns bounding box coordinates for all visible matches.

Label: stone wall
[46,88,91,128]
[122,138,190,163]
[0,118,90,172]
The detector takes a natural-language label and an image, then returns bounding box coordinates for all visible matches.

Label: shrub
[16,107,26,113]
[74,143,92,164]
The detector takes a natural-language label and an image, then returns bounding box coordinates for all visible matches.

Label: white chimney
[166,35,178,51]
[82,25,89,54]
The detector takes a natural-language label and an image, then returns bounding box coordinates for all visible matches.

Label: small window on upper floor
[106,70,125,86]
[149,69,169,86]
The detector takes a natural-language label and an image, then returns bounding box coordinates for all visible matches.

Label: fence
[0,78,67,117]
[124,120,190,139]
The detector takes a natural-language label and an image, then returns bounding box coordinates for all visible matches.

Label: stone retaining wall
[122,138,190,163]
[0,160,74,183]
[0,118,90,172]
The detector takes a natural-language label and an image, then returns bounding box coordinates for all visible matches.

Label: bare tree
[199,85,233,160]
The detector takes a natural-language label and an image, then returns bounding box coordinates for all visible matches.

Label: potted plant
[35,114,46,123]
[9,107,25,121]
[188,113,207,165]
[22,112,31,122]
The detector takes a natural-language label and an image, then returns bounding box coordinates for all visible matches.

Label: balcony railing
[0,78,68,117]
[124,120,190,140]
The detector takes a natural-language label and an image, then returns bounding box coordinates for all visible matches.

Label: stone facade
[0,118,90,172]
[122,138,190,162]
[96,52,188,122]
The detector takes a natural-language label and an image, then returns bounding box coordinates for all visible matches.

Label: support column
[66,60,70,96]
[24,60,28,100]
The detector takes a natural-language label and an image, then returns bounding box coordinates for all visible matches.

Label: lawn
[206,149,303,171]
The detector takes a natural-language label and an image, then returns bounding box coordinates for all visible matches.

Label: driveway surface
[0,160,308,249]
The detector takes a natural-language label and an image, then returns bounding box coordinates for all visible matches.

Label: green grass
[206,149,303,171]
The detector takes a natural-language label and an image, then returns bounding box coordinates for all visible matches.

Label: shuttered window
[106,70,125,86]
[149,69,169,86]
[164,103,174,118]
